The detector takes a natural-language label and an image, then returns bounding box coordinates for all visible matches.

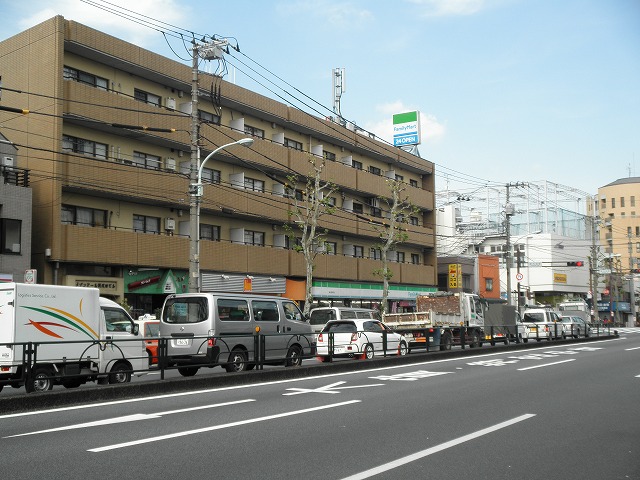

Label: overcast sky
[2,0,639,197]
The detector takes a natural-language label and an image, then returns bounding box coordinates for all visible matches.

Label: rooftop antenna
[332,68,346,126]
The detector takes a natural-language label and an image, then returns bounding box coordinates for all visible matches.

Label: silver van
[160,293,314,375]
[309,307,381,333]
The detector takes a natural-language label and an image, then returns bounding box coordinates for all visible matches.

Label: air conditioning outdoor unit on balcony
[2,156,15,168]
[165,217,176,230]
[166,97,176,110]
[165,157,176,171]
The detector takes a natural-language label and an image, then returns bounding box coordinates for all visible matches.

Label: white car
[316,319,408,361]
[560,315,589,338]
[522,308,563,341]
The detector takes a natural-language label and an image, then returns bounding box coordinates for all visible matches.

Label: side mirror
[132,323,140,335]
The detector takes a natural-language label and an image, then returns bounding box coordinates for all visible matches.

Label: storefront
[124,269,188,319]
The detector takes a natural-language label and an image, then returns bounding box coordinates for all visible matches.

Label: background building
[0,16,437,316]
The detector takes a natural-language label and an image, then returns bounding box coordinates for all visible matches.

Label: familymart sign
[393,111,421,147]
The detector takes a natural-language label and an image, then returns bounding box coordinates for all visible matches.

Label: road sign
[515,273,524,282]
[24,269,37,284]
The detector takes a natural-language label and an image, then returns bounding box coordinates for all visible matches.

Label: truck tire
[440,333,453,351]
[470,332,481,348]
[108,363,131,384]
[25,367,55,393]
[177,366,199,377]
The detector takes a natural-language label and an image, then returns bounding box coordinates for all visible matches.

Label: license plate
[176,339,189,346]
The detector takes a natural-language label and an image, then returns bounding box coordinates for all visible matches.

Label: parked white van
[160,293,315,375]
[309,307,380,333]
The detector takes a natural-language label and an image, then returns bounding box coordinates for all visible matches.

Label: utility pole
[187,38,232,293]
[504,182,526,306]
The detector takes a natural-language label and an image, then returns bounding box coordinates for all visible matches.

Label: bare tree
[285,154,338,315]
[371,179,419,315]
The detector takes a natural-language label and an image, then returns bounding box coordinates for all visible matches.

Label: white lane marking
[1,338,618,420]
[517,359,576,371]
[3,399,256,438]
[340,414,536,480]
[283,381,385,396]
[369,370,452,381]
[88,400,361,452]
[625,346,640,351]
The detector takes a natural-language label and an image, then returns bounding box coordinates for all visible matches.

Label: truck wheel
[108,363,131,384]
[470,332,481,348]
[440,333,453,351]
[225,349,248,372]
[25,368,54,393]
[361,344,375,360]
[62,378,83,389]
[285,345,303,367]
[177,366,199,377]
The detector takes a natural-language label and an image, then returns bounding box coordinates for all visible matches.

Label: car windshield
[321,321,357,333]
[310,310,336,325]
[523,312,545,323]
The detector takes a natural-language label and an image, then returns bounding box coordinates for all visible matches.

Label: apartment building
[0,133,32,281]
[0,16,436,316]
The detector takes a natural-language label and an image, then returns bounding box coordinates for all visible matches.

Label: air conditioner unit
[166,97,176,110]
[3,156,15,168]
[165,157,176,171]
[165,217,176,230]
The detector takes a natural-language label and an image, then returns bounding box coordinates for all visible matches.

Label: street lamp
[188,138,254,292]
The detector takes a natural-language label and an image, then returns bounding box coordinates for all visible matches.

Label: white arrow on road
[283,381,385,396]
[4,398,256,438]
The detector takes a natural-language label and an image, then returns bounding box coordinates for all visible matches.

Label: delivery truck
[383,292,485,350]
[0,283,146,393]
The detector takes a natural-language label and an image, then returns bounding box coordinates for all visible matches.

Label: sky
[1,0,639,198]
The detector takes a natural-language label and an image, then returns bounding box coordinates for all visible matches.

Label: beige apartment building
[0,16,437,316]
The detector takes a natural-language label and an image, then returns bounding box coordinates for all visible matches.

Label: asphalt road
[0,330,638,479]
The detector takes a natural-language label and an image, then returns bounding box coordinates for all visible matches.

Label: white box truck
[0,283,146,393]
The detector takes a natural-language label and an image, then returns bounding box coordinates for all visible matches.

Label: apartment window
[200,224,220,241]
[395,174,404,182]
[326,197,336,207]
[62,135,107,160]
[133,151,161,170]
[244,125,265,139]
[368,166,381,176]
[352,160,363,170]
[285,236,302,250]
[352,202,363,214]
[63,66,108,90]
[636,227,640,237]
[485,278,494,292]
[621,197,625,208]
[1,219,22,254]
[201,167,221,184]
[636,243,640,253]
[354,245,364,258]
[244,230,264,246]
[370,248,382,260]
[632,196,636,207]
[325,241,337,255]
[134,88,161,107]
[409,216,419,226]
[411,253,420,265]
[410,179,419,188]
[62,205,107,228]
[628,227,633,237]
[371,206,382,217]
[611,198,616,208]
[133,214,160,234]
[601,198,606,209]
[324,151,336,161]
[244,177,265,192]
[396,251,405,263]
[199,110,220,125]
[284,137,303,151]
